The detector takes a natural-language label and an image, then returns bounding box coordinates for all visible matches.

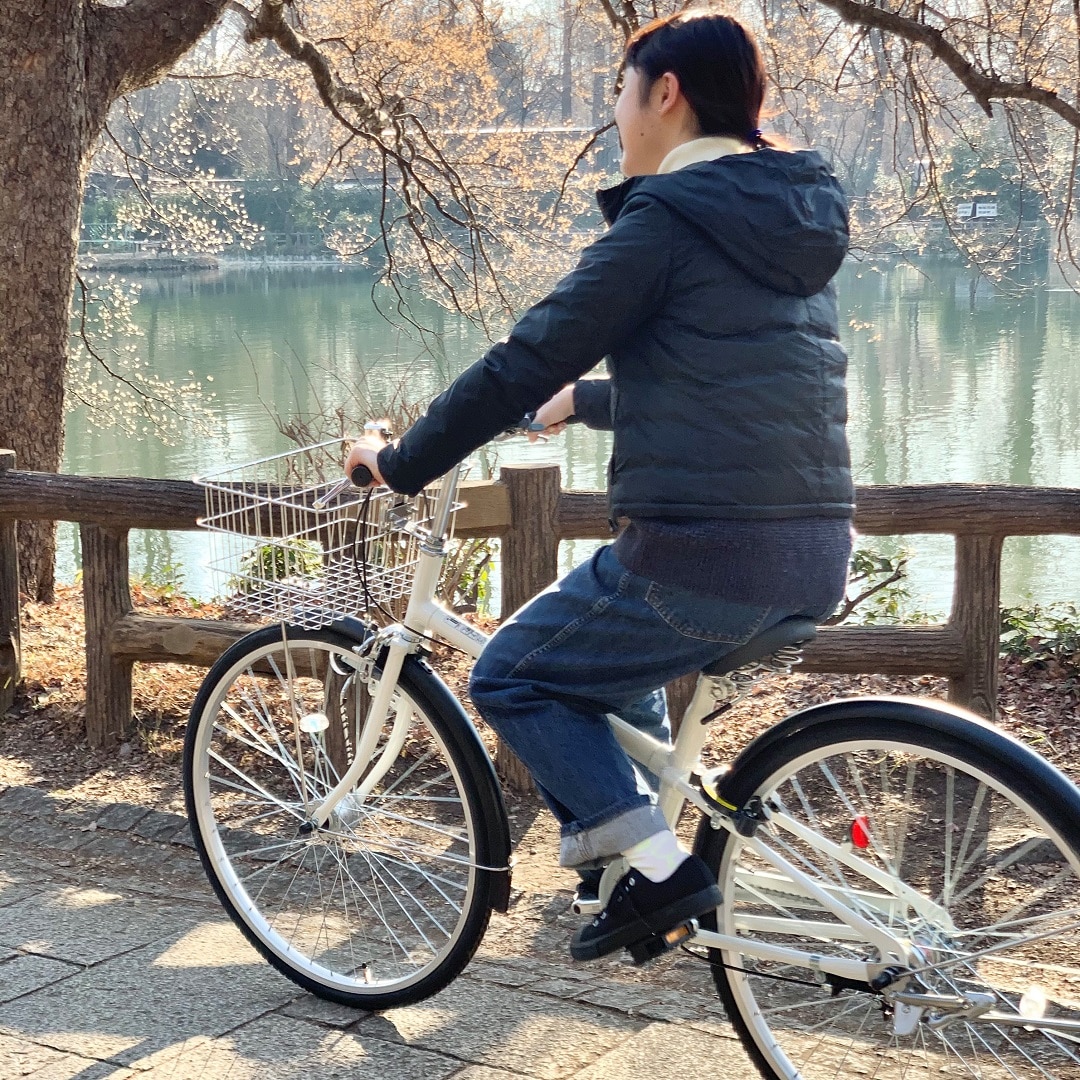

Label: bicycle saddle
[701,617,818,677]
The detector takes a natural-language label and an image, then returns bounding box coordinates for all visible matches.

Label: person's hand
[529,384,576,443]
[345,432,388,487]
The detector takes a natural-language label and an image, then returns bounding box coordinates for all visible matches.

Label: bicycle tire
[183,623,510,1010]
[694,696,1080,1080]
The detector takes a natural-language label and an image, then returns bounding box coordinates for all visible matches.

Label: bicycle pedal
[571,884,602,917]
[627,918,699,966]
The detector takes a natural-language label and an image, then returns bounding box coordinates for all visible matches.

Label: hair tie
[749,128,763,141]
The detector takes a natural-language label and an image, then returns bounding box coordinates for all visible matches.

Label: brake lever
[314,475,355,510]
[495,413,548,443]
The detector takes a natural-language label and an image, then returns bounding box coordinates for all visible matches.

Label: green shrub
[229,539,323,594]
[1000,603,1080,672]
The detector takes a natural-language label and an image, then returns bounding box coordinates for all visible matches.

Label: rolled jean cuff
[558,802,669,868]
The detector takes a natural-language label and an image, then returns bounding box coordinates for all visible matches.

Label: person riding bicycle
[347,11,854,962]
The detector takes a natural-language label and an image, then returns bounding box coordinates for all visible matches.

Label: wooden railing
[2,451,1079,758]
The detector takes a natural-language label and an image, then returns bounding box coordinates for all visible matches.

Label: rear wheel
[696,698,1080,1080]
[183,624,509,1009]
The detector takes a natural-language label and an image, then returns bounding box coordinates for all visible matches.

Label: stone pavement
[0,783,755,1080]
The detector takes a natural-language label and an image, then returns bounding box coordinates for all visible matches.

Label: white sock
[622,830,689,883]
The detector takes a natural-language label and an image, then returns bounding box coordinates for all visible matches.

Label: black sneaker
[569,854,722,962]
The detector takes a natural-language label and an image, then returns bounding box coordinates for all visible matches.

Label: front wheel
[183,624,510,1010]
[696,697,1080,1080]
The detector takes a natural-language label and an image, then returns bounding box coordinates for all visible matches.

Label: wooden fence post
[496,464,562,793]
[0,450,19,715]
[949,533,1004,719]
[80,523,134,747]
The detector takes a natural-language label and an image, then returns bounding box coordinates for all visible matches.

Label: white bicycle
[185,438,1080,1080]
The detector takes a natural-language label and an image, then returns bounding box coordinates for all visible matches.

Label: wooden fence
[2,451,1079,771]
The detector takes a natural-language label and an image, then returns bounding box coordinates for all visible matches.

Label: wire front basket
[195,440,436,630]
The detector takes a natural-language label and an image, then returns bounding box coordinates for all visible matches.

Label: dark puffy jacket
[378,148,854,522]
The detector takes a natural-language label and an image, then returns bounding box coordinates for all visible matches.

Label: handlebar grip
[351,464,374,487]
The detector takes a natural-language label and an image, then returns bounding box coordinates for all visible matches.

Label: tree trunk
[0,0,90,600]
[0,0,226,600]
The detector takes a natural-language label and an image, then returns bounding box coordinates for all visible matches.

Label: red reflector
[850,815,871,849]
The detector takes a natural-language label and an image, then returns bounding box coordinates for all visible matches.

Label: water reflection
[61,261,1080,612]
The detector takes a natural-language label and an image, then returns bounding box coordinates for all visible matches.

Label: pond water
[60,259,1080,616]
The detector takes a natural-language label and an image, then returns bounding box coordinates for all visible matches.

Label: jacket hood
[597,149,848,297]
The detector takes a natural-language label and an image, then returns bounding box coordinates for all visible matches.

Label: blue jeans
[470,545,820,867]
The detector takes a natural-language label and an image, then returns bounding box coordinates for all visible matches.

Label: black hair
[624,11,771,148]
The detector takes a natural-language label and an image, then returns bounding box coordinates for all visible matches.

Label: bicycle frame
[303,465,934,991]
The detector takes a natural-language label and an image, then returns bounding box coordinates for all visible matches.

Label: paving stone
[0,868,44,911]
[77,836,175,875]
[49,801,99,829]
[0,1032,70,1078]
[443,1069,522,1079]
[5,821,95,854]
[527,978,591,1000]
[357,979,641,1080]
[0,788,52,818]
[131,811,187,845]
[118,843,175,870]
[576,985,665,1013]
[461,961,541,987]
[95,804,151,833]
[0,955,80,1004]
[488,956,594,982]
[0,932,296,1067]
[629,1000,704,1023]
[169,828,196,850]
[130,1014,460,1079]
[0,884,195,964]
[684,1015,740,1039]
[279,994,369,1028]
[573,1021,752,1078]
[25,1058,133,1079]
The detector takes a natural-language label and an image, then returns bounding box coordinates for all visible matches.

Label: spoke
[379,748,452,799]
[842,751,910,881]
[215,708,308,802]
[800,996,872,1032]
[950,779,990,901]
[331,841,443,957]
[221,697,297,775]
[759,994,868,1018]
[825,751,902,885]
[207,748,309,822]
[245,841,320,893]
[361,805,472,845]
[829,1001,876,1080]
[355,813,469,910]
[783,776,852,891]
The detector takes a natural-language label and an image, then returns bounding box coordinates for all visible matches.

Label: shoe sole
[569,883,722,962]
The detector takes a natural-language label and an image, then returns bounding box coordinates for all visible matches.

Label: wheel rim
[190,636,480,997]
[716,735,1080,1079]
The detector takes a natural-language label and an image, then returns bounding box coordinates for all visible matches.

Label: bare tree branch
[813,0,1080,129]
[244,0,396,133]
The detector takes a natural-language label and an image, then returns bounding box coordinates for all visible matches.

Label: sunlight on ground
[152,920,260,968]
[54,886,122,909]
